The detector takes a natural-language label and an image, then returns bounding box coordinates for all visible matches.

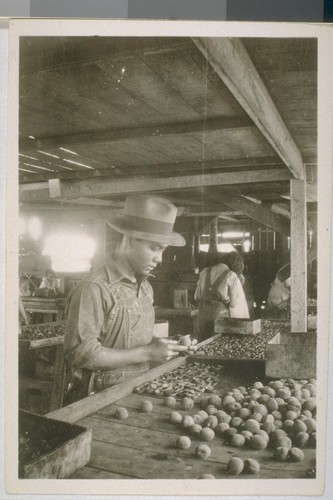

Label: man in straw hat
[64,194,188,403]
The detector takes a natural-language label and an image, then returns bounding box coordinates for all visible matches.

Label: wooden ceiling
[18,35,317,233]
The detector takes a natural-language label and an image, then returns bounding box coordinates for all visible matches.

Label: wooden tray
[265,331,317,379]
[19,410,91,478]
[19,320,65,349]
[214,318,261,335]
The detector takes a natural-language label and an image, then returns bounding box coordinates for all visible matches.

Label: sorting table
[46,353,316,480]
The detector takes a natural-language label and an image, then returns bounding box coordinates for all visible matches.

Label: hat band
[123,214,174,235]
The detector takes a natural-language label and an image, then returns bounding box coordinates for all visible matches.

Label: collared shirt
[64,259,154,371]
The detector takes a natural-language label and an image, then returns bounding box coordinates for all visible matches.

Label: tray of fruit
[192,320,291,362]
[19,321,66,348]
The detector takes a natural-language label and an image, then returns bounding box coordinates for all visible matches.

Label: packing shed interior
[18,35,318,332]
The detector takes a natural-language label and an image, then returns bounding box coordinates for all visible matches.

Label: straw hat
[107,194,185,247]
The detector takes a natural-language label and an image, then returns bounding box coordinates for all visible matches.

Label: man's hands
[147,338,189,362]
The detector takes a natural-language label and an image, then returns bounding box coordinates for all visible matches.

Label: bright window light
[28,216,42,240]
[19,217,26,236]
[42,231,96,273]
[222,231,250,238]
[199,243,236,253]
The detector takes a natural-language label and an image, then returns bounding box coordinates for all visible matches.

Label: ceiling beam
[204,191,290,236]
[192,37,305,180]
[19,168,292,203]
[19,116,253,152]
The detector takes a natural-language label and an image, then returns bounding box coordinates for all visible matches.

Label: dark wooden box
[214,318,261,335]
[265,331,317,379]
[19,410,91,478]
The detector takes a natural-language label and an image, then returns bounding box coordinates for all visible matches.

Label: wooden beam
[192,37,305,179]
[19,116,252,152]
[204,192,290,236]
[19,168,292,202]
[290,179,307,332]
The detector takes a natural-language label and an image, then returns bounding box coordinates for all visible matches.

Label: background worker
[64,195,188,403]
[194,252,249,341]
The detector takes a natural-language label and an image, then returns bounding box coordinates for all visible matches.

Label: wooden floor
[71,362,316,480]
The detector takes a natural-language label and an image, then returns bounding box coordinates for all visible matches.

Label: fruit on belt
[195,320,290,360]
[134,362,222,399]
[20,323,65,340]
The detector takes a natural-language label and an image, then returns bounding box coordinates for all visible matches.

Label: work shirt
[64,260,154,379]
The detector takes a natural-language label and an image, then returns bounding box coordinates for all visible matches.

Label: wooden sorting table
[46,332,316,480]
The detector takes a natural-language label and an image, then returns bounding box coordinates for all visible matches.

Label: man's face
[127,238,168,276]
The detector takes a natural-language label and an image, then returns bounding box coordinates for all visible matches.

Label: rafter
[192,37,305,179]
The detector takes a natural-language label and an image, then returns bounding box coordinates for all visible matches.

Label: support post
[290,178,307,331]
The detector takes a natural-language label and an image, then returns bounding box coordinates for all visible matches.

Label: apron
[197,268,230,341]
[64,267,154,403]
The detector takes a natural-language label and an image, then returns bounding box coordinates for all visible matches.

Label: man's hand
[147,338,188,362]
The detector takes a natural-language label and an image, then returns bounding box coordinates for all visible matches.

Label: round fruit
[182,415,195,429]
[289,447,305,462]
[223,395,236,407]
[195,443,211,459]
[230,434,246,448]
[244,419,260,434]
[192,414,203,425]
[249,388,261,400]
[276,387,291,400]
[258,394,270,405]
[265,414,275,424]
[253,381,264,389]
[216,411,231,424]
[283,420,294,433]
[293,419,307,434]
[274,436,292,450]
[267,398,279,413]
[238,408,251,420]
[262,421,275,435]
[252,412,263,423]
[197,410,209,420]
[224,427,238,440]
[294,431,310,448]
[200,427,215,441]
[181,397,194,411]
[285,410,298,421]
[254,404,268,417]
[177,436,191,450]
[205,415,218,430]
[170,411,182,424]
[261,387,276,398]
[274,446,289,461]
[301,388,311,400]
[209,395,221,407]
[240,430,253,442]
[304,418,316,433]
[141,400,153,413]
[230,417,243,429]
[165,396,177,408]
[115,407,129,419]
[189,424,202,437]
[216,422,230,436]
[268,380,284,391]
[249,435,267,450]
[179,335,192,346]
[227,457,244,475]
[302,398,316,413]
[206,405,219,415]
[244,458,260,474]
[198,474,215,479]
[255,430,269,442]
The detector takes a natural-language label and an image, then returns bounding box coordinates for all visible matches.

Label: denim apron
[90,271,154,393]
[197,268,229,341]
[65,267,154,402]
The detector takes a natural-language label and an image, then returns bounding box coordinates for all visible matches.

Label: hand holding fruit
[148,337,188,362]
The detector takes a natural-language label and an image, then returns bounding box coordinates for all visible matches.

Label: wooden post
[208,218,219,253]
[290,179,307,331]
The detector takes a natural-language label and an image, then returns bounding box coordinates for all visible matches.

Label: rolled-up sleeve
[64,282,109,370]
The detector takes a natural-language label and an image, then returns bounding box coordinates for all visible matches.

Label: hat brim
[107,218,186,247]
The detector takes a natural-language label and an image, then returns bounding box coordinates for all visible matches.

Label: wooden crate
[214,318,261,335]
[265,331,317,379]
[20,320,65,348]
[19,410,91,478]
[153,320,169,338]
